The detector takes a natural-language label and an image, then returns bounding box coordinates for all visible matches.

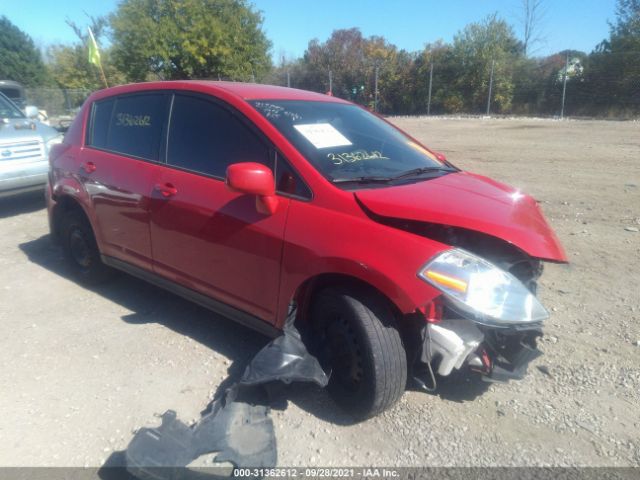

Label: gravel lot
[0,117,638,468]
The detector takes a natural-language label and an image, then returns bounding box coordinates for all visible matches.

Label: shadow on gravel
[0,189,45,218]
[18,235,353,415]
[426,369,491,402]
[19,234,267,364]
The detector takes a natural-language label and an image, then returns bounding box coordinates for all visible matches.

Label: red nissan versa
[47,81,567,419]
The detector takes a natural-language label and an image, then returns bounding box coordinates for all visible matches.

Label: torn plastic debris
[125,309,328,479]
[407,313,543,391]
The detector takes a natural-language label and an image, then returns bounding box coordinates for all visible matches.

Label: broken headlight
[418,249,548,326]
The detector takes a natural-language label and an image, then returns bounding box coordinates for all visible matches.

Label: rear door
[82,92,170,270]
[148,93,290,323]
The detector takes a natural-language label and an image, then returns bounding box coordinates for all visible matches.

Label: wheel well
[292,273,404,329]
[51,195,88,241]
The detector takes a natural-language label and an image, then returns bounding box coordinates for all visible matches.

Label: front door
[149,93,289,323]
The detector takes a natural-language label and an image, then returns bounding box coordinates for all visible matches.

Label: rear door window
[89,98,115,149]
[167,94,272,178]
[91,93,169,161]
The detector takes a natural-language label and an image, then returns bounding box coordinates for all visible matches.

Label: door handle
[82,162,96,173]
[154,182,178,198]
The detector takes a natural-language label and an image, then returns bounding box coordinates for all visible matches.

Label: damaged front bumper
[409,311,543,390]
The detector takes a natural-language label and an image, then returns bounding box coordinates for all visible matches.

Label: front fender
[278,200,446,326]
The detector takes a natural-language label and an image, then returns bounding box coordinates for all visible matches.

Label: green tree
[585,0,640,114]
[450,14,522,113]
[110,0,272,82]
[413,42,461,114]
[0,16,49,86]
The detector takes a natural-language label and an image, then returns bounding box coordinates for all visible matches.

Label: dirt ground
[0,117,638,468]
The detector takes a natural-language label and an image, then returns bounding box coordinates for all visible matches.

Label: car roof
[92,80,350,104]
[0,80,24,88]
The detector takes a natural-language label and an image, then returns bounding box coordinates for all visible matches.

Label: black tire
[60,209,113,285]
[310,287,407,420]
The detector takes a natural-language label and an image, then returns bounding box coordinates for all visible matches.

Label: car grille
[0,140,45,162]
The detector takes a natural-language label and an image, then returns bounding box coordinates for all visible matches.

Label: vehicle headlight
[45,135,63,153]
[418,249,548,326]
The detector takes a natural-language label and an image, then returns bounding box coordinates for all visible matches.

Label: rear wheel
[60,209,113,285]
[310,287,407,420]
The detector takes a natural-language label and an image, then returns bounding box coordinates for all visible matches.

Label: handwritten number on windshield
[328,151,389,165]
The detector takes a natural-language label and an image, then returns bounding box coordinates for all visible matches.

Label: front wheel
[310,287,407,420]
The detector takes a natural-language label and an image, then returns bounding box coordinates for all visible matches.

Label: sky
[1,0,617,60]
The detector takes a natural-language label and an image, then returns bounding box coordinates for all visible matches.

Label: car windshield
[250,100,452,185]
[0,93,25,119]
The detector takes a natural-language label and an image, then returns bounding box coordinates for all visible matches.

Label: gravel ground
[0,117,638,468]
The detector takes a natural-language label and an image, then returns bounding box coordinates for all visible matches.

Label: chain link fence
[23,65,640,127]
[23,88,92,127]
[265,53,640,119]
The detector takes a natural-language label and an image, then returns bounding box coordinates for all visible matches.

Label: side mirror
[226,162,278,215]
[24,106,38,119]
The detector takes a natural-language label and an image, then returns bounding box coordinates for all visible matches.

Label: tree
[294,28,413,112]
[520,0,546,56]
[582,0,640,115]
[110,0,272,82]
[301,28,369,98]
[46,14,125,91]
[0,16,49,86]
[450,14,523,113]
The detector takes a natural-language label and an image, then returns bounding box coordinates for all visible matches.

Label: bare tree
[65,13,109,44]
[521,0,547,56]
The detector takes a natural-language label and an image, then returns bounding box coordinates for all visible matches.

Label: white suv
[0,92,62,197]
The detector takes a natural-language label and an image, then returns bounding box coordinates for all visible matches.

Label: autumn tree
[110,0,272,82]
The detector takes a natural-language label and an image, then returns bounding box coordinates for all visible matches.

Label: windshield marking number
[328,151,389,165]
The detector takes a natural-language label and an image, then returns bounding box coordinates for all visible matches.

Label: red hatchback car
[47,81,567,419]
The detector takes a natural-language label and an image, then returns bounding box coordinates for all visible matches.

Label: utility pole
[427,62,434,115]
[374,65,379,112]
[486,60,495,116]
[287,70,291,88]
[328,69,333,95]
[560,53,569,119]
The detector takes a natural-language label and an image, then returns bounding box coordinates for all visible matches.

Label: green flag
[87,27,101,68]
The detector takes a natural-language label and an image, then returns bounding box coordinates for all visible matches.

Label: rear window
[90,99,115,149]
[89,93,169,161]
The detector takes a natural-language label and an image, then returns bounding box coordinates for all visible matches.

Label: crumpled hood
[355,171,568,262]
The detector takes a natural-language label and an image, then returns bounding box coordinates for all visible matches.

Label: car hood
[354,171,568,262]
[0,118,59,143]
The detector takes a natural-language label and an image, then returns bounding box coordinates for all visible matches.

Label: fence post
[374,65,379,112]
[427,62,434,115]
[560,53,569,119]
[486,60,495,116]
[329,69,333,94]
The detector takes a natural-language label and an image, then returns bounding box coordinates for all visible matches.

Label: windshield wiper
[331,176,394,184]
[391,166,453,180]
[331,166,455,185]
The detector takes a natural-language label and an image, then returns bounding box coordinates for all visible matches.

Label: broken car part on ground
[125,313,328,477]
